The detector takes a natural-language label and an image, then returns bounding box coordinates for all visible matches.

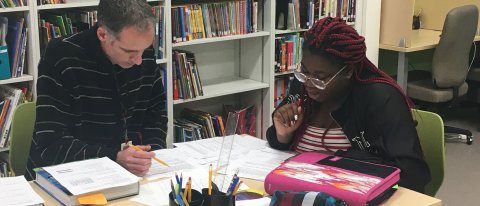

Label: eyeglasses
[293,65,348,90]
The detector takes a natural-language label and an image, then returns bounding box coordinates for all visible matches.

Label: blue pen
[227,176,240,195]
[175,194,185,206]
[180,173,183,188]
[175,172,180,185]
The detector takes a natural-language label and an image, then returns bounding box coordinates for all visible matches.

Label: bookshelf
[0,0,37,152]
[0,0,379,150]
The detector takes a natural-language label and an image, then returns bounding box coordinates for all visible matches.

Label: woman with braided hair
[266,17,431,193]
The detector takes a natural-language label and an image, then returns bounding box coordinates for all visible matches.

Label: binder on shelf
[0,45,11,80]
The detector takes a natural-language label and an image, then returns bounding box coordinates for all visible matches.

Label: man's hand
[116,145,155,176]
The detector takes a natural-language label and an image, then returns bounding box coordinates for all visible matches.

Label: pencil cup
[169,188,203,206]
[201,188,235,206]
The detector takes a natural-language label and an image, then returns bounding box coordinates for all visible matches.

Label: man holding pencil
[25,0,167,180]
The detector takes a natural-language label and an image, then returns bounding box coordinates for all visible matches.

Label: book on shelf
[0,0,26,8]
[171,0,258,43]
[152,5,165,60]
[274,76,293,108]
[318,0,356,22]
[34,157,139,206]
[39,10,97,55]
[172,50,203,100]
[38,0,66,5]
[175,108,224,142]
[4,16,27,78]
[274,34,303,73]
[276,0,314,30]
[276,0,355,30]
[223,104,256,137]
[0,85,24,148]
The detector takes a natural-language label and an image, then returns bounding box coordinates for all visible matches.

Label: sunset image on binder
[264,152,400,206]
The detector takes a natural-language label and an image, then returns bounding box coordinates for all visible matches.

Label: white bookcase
[0,0,380,149]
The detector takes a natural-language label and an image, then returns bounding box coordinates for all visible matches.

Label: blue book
[0,45,11,80]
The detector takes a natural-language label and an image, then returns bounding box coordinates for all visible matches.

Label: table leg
[397,52,409,93]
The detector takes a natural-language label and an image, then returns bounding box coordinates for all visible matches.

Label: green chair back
[412,109,445,196]
[8,102,36,176]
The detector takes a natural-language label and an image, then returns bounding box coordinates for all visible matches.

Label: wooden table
[31,177,442,206]
[379,29,480,92]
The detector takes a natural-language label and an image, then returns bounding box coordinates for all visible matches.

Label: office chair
[412,109,445,196]
[407,5,478,145]
[8,102,36,176]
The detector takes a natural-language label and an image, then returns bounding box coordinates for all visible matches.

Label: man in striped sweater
[26,0,167,180]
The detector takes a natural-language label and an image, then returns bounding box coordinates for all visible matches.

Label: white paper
[236,197,272,206]
[146,148,196,179]
[223,147,294,180]
[129,180,171,206]
[0,176,44,206]
[43,157,138,195]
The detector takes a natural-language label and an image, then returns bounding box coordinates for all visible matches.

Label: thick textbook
[34,157,139,206]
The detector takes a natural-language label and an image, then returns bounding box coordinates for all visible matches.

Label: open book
[34,157,139,206]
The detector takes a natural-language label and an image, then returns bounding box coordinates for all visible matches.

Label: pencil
[187,177,192,202]
[208,164,212,195]
[232,181,243,195]
[131,145,170,167]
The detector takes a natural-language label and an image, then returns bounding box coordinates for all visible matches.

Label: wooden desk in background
[379,29,480,92]
[30,178,442,206]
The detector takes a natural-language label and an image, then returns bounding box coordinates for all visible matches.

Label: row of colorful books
[173,50,203,100]
[39,10,97,55]
[0,85,28,148]
[174,105,257,142]
[274,76,294,108]
[0,0,26,7]
[0,17,28,80]
[274,34,303,73]
[276,0,314,30]
[38,6,165,59]
[174,108,225,143]
[318,0,357,22]
[172,0,258,43]
[37,0,65,5]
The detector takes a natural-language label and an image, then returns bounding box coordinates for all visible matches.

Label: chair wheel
[467,136,473,145]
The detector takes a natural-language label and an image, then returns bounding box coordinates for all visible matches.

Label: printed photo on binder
[264,152,400,206]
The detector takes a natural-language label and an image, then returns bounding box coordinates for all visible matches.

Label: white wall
[356,0,381,66]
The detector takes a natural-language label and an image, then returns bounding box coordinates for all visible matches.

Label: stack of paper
[0,176,44,206]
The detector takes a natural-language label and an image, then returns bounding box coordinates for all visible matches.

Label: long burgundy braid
[290,17,413,150]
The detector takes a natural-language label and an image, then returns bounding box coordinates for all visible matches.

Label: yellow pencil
[181,191,190,206]
[232,181,243,195]
[131,145,170,167]
[187,177,192,202]
[208,164,212,195]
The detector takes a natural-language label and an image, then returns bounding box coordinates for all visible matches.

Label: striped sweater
[26,27,167,180]
[295,126,351,153]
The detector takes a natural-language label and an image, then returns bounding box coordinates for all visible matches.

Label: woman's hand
[273,103,304,143]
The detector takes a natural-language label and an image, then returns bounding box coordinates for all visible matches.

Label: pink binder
[264,152,400,206]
